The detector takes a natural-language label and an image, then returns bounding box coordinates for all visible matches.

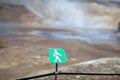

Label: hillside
[0,0,120,80]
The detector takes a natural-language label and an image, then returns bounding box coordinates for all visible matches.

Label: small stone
[35,56,41,59]
[71,58,76,61]
[76,75,80,78]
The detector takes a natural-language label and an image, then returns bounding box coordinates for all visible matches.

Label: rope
[58,72,120,76]
[17,72,55,80]
[17,72,120,80]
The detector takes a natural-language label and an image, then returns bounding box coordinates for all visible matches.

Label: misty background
[0,0,120,45]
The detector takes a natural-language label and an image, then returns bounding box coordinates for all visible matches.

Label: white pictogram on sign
[53,49,62,62]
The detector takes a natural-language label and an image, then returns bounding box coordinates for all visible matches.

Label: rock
[59,58,120,80]
[0,38,7,48]
[118,22,120,32]
[0,6,3,9]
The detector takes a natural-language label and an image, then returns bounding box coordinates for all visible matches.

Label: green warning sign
[48,48,67,64]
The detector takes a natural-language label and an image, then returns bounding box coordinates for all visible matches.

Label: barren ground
[0,1,120,80]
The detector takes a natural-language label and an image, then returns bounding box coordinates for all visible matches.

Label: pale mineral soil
[0,1,120,80]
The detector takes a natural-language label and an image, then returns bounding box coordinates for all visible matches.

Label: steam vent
[0,0,120,80]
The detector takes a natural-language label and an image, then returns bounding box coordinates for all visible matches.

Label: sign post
[48,48,67,80]
[55,63,58,80]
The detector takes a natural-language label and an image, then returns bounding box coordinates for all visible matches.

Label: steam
[22,0,115,31]
[22,0,85,28]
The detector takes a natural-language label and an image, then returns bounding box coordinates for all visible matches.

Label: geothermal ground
[0,1,120,80]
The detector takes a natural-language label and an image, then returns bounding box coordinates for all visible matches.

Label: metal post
[55,63,58,80]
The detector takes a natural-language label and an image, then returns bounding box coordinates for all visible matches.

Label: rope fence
[17,63,120,80]
[17,72,120,80]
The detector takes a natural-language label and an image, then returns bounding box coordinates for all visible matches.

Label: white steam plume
[22,0,85,28]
